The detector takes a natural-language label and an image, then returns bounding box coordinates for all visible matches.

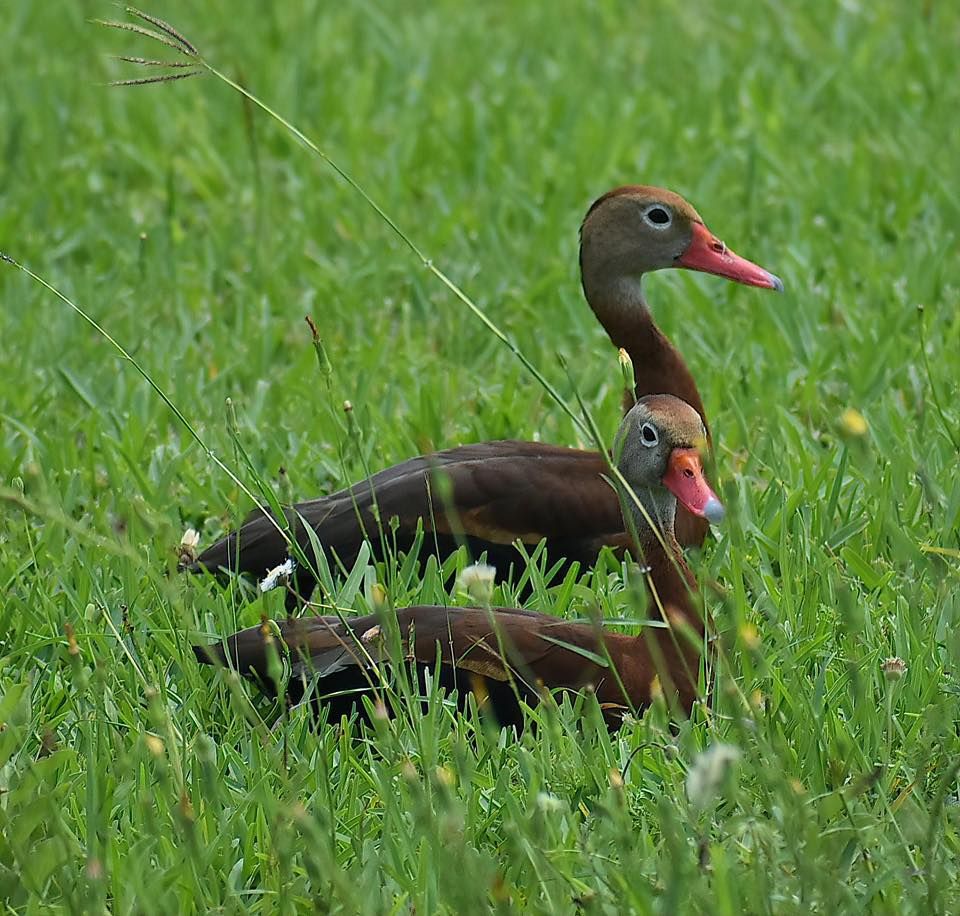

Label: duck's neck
[580,268,708,424]
[622,492,701,633]
[637,530,701,629]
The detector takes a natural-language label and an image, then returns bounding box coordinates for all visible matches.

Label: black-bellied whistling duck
[188,187,777,603]
[193,395,722,726]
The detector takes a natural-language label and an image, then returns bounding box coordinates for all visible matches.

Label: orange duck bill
[677,222,784,291]
[662,448,725,523]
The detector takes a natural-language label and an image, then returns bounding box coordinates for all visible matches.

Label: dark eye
[643,205,672,228]
[640,422,660,447]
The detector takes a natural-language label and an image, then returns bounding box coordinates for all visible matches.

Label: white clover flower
[180,528,200,549]
[259,558,296,593]
[457,563,497,605]
[686,742,741,810]
[177,527,202,566]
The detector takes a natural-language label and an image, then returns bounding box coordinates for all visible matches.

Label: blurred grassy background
[1,0,958,910]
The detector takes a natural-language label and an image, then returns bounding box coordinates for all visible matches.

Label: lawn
[2,0,959,911]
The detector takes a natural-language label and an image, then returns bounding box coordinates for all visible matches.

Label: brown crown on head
[581,186,704,233]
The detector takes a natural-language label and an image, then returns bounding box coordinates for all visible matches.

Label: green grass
[2,0,960,911]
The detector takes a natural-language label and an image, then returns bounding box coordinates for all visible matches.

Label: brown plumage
[190,441,629,606]
[189,187,778,601]
[194,395,722,727]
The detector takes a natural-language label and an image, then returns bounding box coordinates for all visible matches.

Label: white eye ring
[639,422,660,448]
[642,204,673,230]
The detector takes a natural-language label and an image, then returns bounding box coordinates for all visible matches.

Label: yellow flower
[144,734,164,756]
[739,623,761,650]
[839,408,868,437]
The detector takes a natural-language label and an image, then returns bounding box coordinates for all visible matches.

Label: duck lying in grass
[187,185,773,607]
[193,395,722,728]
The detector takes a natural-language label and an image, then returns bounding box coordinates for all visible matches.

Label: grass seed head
[64,622,80,656]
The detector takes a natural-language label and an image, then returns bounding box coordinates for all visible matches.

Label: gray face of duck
[615,394,725,538]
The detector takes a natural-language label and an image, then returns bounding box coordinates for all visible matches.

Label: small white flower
[457,563,497,605]
[536,792,564,812]
[180,528,200,549]
[686,743,741,810]
[177,528,202,566]
[259,558,296,593]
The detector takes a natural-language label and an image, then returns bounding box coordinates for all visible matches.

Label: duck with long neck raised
[581,185,782,419]
[193,395,722,727]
